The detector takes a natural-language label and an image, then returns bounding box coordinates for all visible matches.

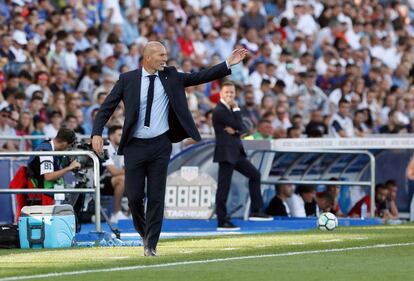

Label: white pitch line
[320,239,343,243]
[1,242,413,281]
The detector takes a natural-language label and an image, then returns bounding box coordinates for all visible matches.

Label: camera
[62,140,109,182]
[72,141,109,169]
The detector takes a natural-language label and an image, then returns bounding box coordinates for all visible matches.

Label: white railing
[0,151,102,232]
[0,135,98,151]
[247,149,376,219]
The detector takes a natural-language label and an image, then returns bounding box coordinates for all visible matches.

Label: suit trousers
[123,133,172,249]
[216,154,263,225]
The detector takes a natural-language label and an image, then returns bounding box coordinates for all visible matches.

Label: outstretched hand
[227,48,248,66]
[92,135,104,156]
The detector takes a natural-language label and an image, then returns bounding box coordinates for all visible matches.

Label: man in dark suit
[91,41,247,256]
[265,182,293,217]
[213,81,272,231]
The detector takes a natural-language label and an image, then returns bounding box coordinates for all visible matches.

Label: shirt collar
[50,140,55,151]
[220,98,231,110]
[142,67,158,78]
[108,140,116,151]
[338,113,347,119]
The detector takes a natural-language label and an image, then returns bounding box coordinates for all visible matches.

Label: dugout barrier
[246,149,376,219]
[272,137,414,221]
[168,137,414,221]
[0,135,95,151]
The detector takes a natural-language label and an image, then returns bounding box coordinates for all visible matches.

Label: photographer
[101,125,127,223]
[27,128,81,205]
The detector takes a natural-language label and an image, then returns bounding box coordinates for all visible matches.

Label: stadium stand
[1,0,414,226]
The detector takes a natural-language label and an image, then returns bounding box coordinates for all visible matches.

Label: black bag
[0,224,20,249]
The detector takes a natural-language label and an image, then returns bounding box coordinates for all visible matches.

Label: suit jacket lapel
[132,68,142,116]
[219,101,232,114]
[158,71,174,103]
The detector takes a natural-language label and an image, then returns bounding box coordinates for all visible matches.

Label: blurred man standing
[213,81,272,231]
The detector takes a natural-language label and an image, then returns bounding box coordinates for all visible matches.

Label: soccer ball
[317,212,338,231]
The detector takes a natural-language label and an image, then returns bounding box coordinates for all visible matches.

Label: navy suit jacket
[212,102,246,164]
[92,62,231,155]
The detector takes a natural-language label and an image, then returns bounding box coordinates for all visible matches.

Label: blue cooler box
[18,205,76,248]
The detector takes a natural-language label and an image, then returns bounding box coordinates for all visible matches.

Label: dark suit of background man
[213,81,272,231]
[92,41,248,256]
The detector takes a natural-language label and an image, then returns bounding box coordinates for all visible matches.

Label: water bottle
[361,202,367,220]
[54,180,65,204]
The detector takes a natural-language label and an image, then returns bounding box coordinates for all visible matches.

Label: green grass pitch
[1,224,414,281]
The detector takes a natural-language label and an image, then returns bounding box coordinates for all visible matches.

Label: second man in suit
[213,81,273,231]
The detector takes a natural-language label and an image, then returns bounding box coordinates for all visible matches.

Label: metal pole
[91,151,101,232]
[260,180,372,186]
[368,152,376,218]
[19,138,24,151]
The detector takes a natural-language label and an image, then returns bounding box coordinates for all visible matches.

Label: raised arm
[181,61,231,87]
[181,48,248,87]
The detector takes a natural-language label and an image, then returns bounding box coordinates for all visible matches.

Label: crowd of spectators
[1,0,414,152]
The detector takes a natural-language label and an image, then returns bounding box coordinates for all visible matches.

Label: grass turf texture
[1,224,414,280]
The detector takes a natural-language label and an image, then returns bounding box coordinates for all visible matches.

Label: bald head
[142,41,168,73]
[143,41,165,58]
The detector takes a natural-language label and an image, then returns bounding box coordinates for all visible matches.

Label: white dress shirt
[133,67,170,138]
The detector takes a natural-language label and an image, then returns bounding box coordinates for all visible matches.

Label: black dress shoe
[217,221,240,231]
[249,212,273,221]
[144,247,157,256]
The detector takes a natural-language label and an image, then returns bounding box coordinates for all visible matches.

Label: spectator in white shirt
[216,27,237,60]
[249,61,268,91]
[329,98,355,138]
[381,94,397,125]
[102,0,124,26]
[44,110,63,138]
[10,31,28,63]
[101,125,127,223]
[0,106,18,151]
[64,36,78,75]
[286,185,317,218]
[273,105,292,130]
[371,36,401,70]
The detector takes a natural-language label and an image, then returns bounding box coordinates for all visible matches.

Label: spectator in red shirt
[177,26,195,58]
[348,184,390,218]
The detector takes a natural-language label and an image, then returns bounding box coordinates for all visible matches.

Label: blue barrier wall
[0,160,12,223]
